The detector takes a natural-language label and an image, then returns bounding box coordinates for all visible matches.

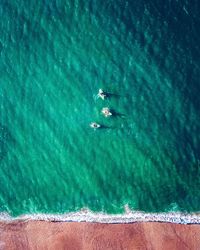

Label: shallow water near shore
[0,0,200,216]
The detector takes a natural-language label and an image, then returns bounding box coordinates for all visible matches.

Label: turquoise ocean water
[0,0,200,216]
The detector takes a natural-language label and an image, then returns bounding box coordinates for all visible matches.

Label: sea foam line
[0,206,200,224]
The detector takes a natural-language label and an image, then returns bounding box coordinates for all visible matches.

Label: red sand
[0,221,200,250]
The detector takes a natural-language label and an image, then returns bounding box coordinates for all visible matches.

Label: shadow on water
[105,91,130,99]
[98,124,115,130]
[110,110,126,118]
[106,92,121,98]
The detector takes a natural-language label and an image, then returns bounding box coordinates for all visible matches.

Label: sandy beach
[0,220,200,250]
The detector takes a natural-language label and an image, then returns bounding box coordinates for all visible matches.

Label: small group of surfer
[90,89,112,129]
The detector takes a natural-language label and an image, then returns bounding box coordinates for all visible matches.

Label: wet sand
[0,221,200,250]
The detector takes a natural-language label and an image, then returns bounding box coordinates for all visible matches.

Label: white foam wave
[0,206,200,224]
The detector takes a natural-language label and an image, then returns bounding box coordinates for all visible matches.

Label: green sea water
[0,0,200,216]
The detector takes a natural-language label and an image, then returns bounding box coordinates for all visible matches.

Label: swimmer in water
[97,89,106,100]
[101,107,112,117]
[90,122,101,129]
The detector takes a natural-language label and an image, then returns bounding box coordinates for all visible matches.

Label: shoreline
[1,208,200,224]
